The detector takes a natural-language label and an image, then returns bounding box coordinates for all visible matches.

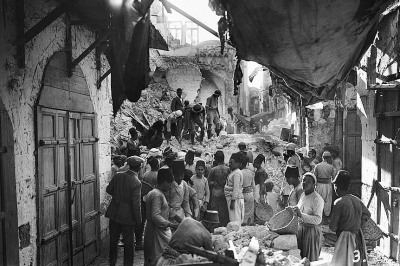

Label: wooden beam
[17,2,68,45]
[368,84,400,90]
[70,31,110,73]
[381,0,400,17]
[97,69,111,89]
[161,0,218,38]
[16,0,25,67]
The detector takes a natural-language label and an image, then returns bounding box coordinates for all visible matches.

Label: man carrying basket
[289,172,324,262]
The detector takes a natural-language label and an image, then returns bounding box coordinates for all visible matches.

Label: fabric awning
[210,0,393,104]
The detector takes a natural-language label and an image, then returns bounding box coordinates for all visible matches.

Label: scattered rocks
[213,227,227,235]
[227,221,241,232]
[272,235,298,250]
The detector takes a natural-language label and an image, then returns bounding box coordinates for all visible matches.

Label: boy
[265,181,279,215]
[190,160,210,220]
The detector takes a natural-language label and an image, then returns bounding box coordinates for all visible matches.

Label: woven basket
[362,217,384,241]
[255,202,274,224]
[267,208,298,234]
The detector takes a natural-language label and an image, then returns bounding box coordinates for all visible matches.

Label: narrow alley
[2,0,400,266]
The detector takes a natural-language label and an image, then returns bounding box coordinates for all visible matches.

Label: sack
[362,217,384,241]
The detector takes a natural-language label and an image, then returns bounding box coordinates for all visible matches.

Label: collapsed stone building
[2,0,400,265]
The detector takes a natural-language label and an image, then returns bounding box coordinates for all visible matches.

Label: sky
[164,0,220,42]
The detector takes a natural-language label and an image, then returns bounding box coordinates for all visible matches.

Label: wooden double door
[37,107,100,266]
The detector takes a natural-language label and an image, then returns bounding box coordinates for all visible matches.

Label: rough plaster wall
[0,0,111,264]
[166,65,202,102]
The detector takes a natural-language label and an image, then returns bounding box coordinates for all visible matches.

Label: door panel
[80,114,100,265]
[0,106,19,265]
[345,109,362,196]
[38,108,99,266]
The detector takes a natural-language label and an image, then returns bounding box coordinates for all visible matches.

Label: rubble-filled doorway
[0,101,18,266]
[36,52,100,266]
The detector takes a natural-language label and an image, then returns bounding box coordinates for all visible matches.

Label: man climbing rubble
[205,89,222,139]
[164,110,183,146]
[189,103,206,145]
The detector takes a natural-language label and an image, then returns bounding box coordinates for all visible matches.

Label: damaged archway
[196,69,225,111]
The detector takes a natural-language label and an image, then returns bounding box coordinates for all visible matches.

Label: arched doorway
[36,52,100,266]
[0,100,19,265]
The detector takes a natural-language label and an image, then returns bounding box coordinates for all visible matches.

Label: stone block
[227,221,241,232]
[213,226,227,235]
[288,248,301,259]
[272,234,297,250]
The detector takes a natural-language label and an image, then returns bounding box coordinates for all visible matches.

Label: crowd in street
[106,88,371,265]
[107,140,371,265]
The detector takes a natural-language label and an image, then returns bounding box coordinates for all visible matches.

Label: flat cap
[127,156,144,167]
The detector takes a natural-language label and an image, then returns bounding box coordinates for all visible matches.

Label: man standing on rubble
[205,89,222,139]
[171,88,184,142]
[171,88,184,112]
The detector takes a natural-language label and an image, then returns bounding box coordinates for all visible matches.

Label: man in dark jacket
[106,156,143,266]
[170,88,184,112]
[170,88,184,144]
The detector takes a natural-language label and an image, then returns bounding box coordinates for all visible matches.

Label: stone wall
[0,0,112,264]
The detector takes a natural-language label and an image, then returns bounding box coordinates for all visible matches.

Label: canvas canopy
[210,0,394,104]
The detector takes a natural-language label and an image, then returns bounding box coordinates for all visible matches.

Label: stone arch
[38,52,94,112]
[198,69,226,113]
[36,51,100,265]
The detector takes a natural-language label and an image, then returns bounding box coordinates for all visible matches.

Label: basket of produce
[255,201,274,224]
[267,208,298,234]
[362,217,385,241]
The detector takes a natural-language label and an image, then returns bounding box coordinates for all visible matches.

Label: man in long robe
[314,150,336,219]
[330,170,370,266]
[144,168,180,266]
[208,151,230,226]
[224,152,244,223]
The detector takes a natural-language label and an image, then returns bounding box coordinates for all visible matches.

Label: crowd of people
[106,139,371,265]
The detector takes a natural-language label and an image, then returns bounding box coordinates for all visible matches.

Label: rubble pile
[111,83,175,147]
[212,222,310,266]
[265,118,291,138]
